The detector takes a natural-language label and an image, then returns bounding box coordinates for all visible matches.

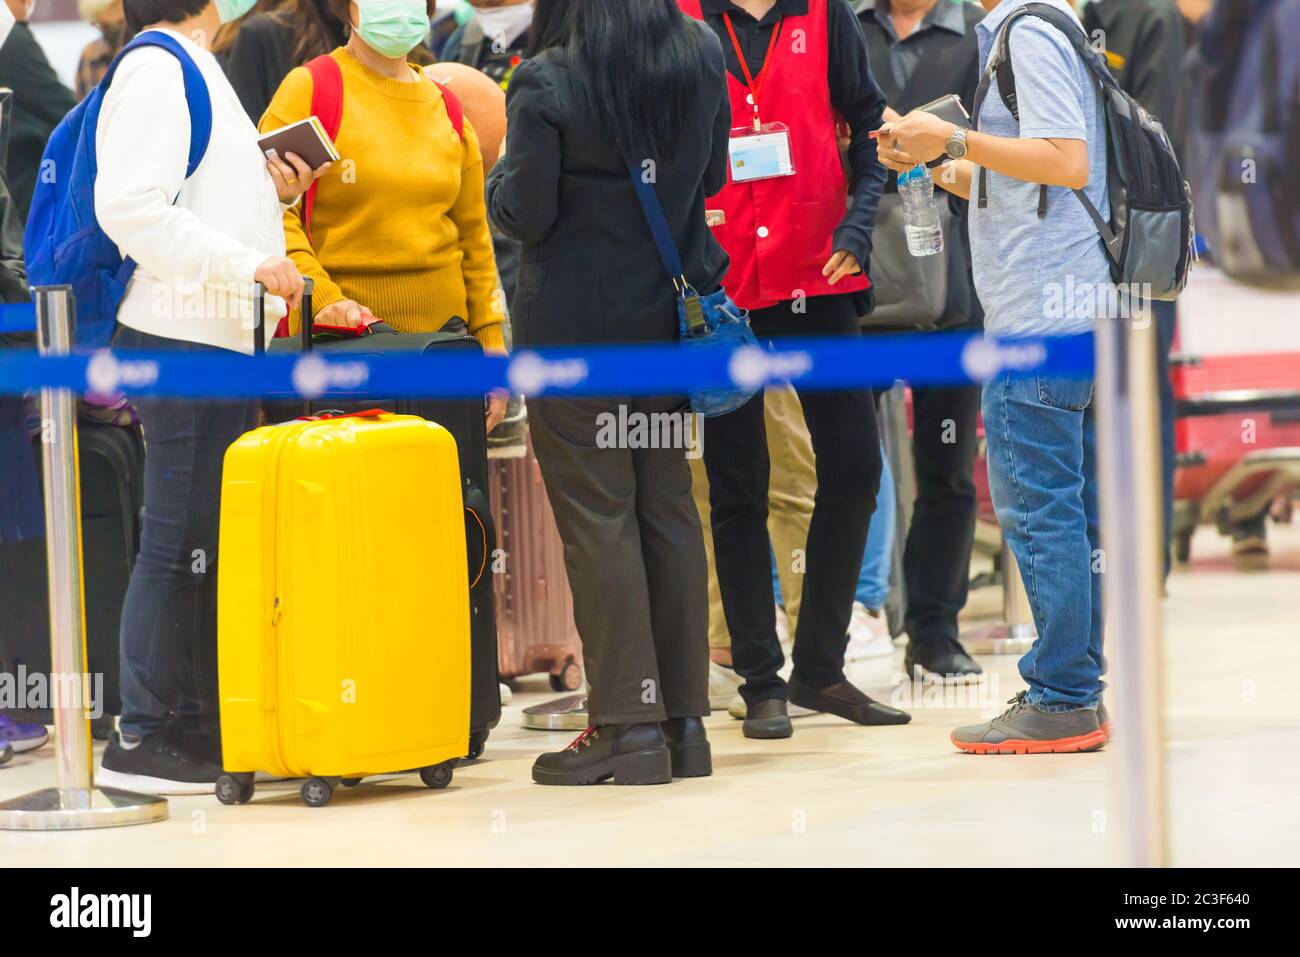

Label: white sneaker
[844,602,895,662]
[709,660,743,710]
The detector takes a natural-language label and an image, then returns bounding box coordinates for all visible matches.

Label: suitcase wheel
[550,660,584,693]
[215,773,255,806]
[466,730,488,761]
[340,778,364,788]
[419,761,455,790]
[301,777,337,808]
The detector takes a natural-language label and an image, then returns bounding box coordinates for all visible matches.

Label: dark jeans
[1153,299,1177,575]
[114,326,257,740]
[703,295,881,704]
[900,383,981,649]
[529,396,710,725]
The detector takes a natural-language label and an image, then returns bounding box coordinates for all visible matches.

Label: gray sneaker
[952,692,1106,755]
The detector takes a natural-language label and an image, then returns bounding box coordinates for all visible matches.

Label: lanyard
[723,12,784,131]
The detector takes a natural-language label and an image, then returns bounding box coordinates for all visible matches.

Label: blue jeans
[982,372,1105,711]
[114,327,257,739]
[856,447,895,610]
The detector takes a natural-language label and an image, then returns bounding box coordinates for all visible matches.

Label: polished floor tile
[3,523,1297,867]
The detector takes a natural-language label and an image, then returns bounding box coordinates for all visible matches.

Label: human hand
[314,299,371,330]
[266,149,331,204]
[822,250,862,286]
[252,257,305,311]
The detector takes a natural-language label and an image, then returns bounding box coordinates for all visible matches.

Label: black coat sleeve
[0,25,78,218]
[0,170,27,307]
[702,29,733,197]
[1125,5,1186,144]
[486,58,563,246]
[224,17,293,124]
[827,0,888,268]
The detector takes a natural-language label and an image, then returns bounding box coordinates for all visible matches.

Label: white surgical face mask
[0,4,16,52]
[474,2,532,50]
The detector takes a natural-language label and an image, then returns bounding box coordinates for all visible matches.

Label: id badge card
[729,122,796,183]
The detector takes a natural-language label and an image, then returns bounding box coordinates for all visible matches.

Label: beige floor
[4,523,1298,868]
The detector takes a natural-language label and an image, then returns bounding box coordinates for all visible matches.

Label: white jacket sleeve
[94,49,268,291]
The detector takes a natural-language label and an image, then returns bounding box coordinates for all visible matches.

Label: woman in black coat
[487,0,731,786]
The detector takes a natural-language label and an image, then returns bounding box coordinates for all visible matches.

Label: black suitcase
[0,420,144,725]
[263,288,502,758]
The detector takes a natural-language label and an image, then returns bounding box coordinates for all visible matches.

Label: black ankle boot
[661,717,712,778]
[532,723,672,786]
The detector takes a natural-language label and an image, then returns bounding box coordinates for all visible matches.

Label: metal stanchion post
[0,286,168,830]
[1095,312,1168,867]
[877,383,914,637]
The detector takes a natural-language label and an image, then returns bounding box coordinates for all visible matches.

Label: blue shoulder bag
[626,160,759,417]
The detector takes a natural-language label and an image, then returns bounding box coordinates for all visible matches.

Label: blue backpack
[23,31,212,348]
[1186,0,1300,285]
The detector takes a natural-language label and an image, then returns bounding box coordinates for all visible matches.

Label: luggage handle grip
[294,409,388,422]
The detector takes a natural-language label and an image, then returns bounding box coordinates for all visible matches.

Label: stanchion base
[0,786,168,831]
[521,694,588,731]
[960,622,1037,656]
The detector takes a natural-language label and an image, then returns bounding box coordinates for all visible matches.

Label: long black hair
[528,0,710,163]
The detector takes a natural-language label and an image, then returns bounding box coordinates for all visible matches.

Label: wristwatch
[945,128,969,160]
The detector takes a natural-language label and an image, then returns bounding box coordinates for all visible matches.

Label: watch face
[947,132,967,160]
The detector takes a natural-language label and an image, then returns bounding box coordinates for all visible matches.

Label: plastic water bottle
[898,165,944,257]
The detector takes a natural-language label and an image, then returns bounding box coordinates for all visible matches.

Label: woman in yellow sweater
[261,0,507,424]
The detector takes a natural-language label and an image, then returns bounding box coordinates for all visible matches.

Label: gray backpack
[973,3,1195,301]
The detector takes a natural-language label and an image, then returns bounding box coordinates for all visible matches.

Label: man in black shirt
[856,0,986,681]
[0,0,78,219]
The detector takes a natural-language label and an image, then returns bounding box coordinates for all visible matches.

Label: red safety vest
[679,0,869,311]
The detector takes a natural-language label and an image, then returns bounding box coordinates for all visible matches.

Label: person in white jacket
[95,0,327,795]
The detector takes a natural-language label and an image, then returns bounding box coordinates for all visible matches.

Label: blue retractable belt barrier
[0,302,37,335]
[0,331,1095,400]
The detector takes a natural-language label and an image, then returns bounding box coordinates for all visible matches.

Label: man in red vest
[684,0,911,738]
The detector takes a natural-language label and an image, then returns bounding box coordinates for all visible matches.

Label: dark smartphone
[917,93,971,130]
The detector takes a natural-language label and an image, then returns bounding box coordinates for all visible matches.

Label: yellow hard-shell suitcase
[215,411,471,807]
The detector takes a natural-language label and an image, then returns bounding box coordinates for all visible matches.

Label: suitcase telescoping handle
[251,278,314,354]
[253,282,266,357]
[299,277,315,417]
[300,277,315,354]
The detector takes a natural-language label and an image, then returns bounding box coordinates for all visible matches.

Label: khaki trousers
[689,386,816,650]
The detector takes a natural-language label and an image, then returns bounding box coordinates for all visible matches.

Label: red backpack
[277,55,467,337]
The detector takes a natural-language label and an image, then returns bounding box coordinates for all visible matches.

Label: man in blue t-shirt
[878,0,1112,754]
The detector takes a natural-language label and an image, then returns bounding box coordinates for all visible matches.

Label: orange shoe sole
[951,728,1108,754]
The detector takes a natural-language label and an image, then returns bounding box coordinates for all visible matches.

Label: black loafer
[904,638,982,683]
[743,697,793,739]
[661,717,712,777]
[532,723,672,786]
[788,676,912,726]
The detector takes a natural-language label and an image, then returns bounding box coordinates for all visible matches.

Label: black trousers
[529,396,710,725]
[895,383,980,649]
[702,295,881,704]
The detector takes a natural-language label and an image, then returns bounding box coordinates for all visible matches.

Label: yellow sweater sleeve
[260,67,348,331]
[451,116,506,355]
